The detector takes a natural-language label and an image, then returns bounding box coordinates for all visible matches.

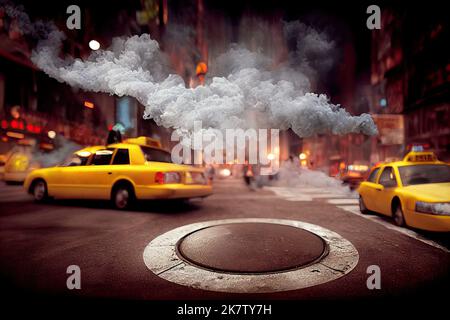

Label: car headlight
[219,168,231,177]
[415,201,450,216]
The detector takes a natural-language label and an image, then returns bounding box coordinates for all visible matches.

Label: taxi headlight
[415,202,450,216]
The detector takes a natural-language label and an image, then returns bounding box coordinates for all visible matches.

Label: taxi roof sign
[403,151,438,163]
[411,145,424,152]
[124,136,162,148]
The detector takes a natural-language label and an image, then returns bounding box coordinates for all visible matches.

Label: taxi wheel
[32,180,48,202]
[112,185,134,210]
[359,196,370,214]
[393,204,406,227]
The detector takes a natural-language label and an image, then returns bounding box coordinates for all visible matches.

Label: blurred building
[370,4,450,162]
[0,3,113,155]
[0,0,175,159]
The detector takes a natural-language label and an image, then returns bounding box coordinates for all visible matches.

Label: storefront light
[6,131,25,139]
[89,40,101,51]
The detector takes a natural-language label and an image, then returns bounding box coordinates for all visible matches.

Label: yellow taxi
[358,148,450,232]
[3,145,40,184]
[23,136,212,209]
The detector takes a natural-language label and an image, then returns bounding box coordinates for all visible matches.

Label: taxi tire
[393,204,406,227]
[359,196,370,214]
[32,179,48,202]
[112,184,135,210]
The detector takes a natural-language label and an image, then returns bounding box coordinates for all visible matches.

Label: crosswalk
[264,186,357,203]
[265,185,450,253]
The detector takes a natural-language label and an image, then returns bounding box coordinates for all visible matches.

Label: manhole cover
[176,222,328,273]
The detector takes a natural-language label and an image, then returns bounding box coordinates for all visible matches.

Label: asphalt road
[0,178,449,301]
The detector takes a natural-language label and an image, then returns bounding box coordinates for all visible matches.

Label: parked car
[358,150,450,232]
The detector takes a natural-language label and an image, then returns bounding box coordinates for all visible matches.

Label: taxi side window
[63,155,89,167]
[367,168,380,183]
[91,150,114,165]
[112,149,130,165]
[378,167,397,188]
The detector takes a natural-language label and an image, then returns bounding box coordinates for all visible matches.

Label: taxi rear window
[140,146,172,163]
[398,164,450,186]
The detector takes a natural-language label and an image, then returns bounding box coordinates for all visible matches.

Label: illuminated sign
[6,131,25,139]
[84,101,95,109]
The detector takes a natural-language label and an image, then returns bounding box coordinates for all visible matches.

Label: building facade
[370,4,450,162]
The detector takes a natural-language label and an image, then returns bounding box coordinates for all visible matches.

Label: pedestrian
[205,164,215,184]
[243,162,254,189]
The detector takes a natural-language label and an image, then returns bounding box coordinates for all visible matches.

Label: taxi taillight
[154,172,181,184]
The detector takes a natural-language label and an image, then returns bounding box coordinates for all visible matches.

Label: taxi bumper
[405,208,450,232]
[135,184,213,200]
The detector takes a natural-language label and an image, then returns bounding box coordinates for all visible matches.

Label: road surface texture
[0,178,449,302]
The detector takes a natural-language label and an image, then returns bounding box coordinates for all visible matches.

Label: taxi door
[374,166,399,216]
[76,149,117,199]
[48,153,90,198]
[55,149,116,199]
[359,167,381,211]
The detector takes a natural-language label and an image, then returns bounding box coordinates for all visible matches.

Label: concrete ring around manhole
[143,218,359,293]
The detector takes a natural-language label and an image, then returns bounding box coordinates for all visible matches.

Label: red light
[34,126,41,134]
[11,120,19,129]
[155,172,165,184]
[108,124,113,131]
[1,120,7,129]
[26,124,34,132]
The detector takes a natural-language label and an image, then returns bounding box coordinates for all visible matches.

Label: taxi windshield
[140,146,172,163]
[398,164,450,186]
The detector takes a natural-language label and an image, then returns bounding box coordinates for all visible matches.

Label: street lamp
[89,40,100,51]
[47,130,56,139]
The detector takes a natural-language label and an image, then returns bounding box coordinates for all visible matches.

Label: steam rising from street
[29,25,377,140]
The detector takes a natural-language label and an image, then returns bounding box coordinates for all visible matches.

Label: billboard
[372,114,404,145]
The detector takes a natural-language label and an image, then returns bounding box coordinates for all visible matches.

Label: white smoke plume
[32,135,80,168]
[3,2,378,140]
[268,162,356,197]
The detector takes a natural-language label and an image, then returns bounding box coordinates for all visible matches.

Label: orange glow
[40,143,54,150]
[196,62,208,76]
[163,0,168,24]
[84,101,94,109]
[18,139,33,146]
[6,131,25,139]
